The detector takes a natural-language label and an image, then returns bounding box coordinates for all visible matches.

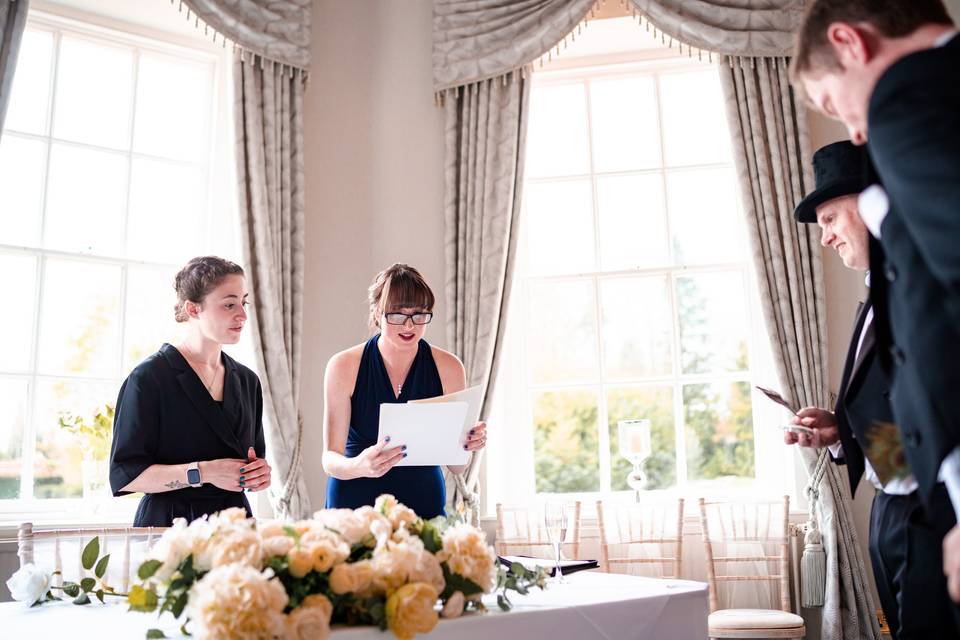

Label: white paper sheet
[410,384,484,435]
[377,401,469,466]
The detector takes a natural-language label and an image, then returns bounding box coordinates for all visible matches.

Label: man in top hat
[785,141,959,639]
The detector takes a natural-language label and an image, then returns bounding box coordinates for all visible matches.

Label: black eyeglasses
[384,312,433,325]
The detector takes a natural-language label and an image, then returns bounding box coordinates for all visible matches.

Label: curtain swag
[433,0,803,94]
[174,0,311,74]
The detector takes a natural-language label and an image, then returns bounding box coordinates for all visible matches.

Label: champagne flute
[544,502,569,583]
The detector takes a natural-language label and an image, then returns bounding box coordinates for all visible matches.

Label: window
[485,21,790,507]
[0,12,243,520]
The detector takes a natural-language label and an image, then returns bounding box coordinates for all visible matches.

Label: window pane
[37,259,122,377]
[667,168,744,266]
[524,180,595,276]
[526,83,590,178]
[0,378,29,499]
[4,29,54,135]
[0,134,45,247]
[127,158,207,262]
[44,143,127,255]
[124,265,183,372]
[0,253,37,371]
[607,386,675,491]
[134,53,212,161]
[33,378,115,499]
[683,381,755,481]
[527,279,599,384]
[53,37,134,149]
[676,271,750,375]
[599,276,672,379]
[533,389,600,493]
[596,174,668,271]
[589,76,661,172]
[659,70,732,167]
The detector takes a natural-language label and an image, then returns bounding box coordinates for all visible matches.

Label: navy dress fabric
[109,344,264,527]
[325,335,447,518]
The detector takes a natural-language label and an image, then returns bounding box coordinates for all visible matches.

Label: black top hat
[794,141,869,223]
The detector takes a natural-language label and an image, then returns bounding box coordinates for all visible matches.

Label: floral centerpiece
[10,494,542,639]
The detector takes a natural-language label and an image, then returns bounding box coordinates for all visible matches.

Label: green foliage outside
[533,390,600,493]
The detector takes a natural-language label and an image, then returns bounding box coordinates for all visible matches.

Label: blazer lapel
[221,353,250,452]
[846,307,876,395]
[836,301,869,407]
[162,344,245,457]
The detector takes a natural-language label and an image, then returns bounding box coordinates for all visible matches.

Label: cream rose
[210,527,264,569]
[284,593,333,640]
[438,523,497,592]
[308,537,350,573]
[374,494,418,531]
[329,560,374,595]
[385,582,439,640]
[186,564,288,639]
[262,535,295,558]
[287,548,314,579]
[370,532,426,593]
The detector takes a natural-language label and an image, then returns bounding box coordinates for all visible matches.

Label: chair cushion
[709,609,805,630]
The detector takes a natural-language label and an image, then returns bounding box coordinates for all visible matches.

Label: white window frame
[483,54,797,513]
[0,9,240,525]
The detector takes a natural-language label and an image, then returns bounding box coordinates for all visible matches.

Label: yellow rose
[288,548,314,578]
[284,594,333,640]
[330,560,374,595]
[385,582,439,640]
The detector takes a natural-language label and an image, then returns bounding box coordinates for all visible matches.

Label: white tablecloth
[0,572,708,639]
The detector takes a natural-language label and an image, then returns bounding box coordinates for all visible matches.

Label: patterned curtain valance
[627,0,804,58]
[433,0,596,92]
[433,0,805,92]
[178,0,311,72]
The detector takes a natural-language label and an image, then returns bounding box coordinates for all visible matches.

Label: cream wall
[300,0,446,507]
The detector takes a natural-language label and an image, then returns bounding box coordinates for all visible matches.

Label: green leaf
[95,553,110,579]
[137,559,163,581]
[81,537,100,571]
[95,589,105,604]
[419,521,443,553]
[497,594,511,611]
[62,583,80,598]
[146,630,167,639]
[73,592,91,605]
[282,525,302,543]
[440,564,484,600]
[171,591,189,618]
[80,577,96,593]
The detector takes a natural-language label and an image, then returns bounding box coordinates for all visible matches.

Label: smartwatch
[186,462,202,488]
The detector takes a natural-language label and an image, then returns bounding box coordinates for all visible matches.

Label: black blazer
[832,300,897,495]
[109,343,265,526]
[866,34,960,500]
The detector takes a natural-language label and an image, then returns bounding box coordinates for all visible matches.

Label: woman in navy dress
[322,264,487,518]
[109,256,272,526]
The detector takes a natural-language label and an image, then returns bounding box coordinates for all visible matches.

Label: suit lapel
[836,301,869,406]
[162,344,245,457]
[847,307,876,395]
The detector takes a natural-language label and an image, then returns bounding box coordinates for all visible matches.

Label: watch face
[187,468,201,485]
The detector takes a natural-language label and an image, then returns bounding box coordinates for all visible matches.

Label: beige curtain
[0,0,30,136]
[720,55,880,640]
[180,0,310,70]
[233,52,311,519]
[441,71,531,523]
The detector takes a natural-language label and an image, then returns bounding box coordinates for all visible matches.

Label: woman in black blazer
[109,256,272,526]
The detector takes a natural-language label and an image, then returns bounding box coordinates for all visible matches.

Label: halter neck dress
[324,334,446,518]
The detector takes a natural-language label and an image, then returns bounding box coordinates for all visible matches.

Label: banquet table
[0,571,709,639]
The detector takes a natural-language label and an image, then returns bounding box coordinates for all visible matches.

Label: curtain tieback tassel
[801,524,826,607]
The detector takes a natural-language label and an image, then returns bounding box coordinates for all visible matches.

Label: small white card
[377,401,470,466]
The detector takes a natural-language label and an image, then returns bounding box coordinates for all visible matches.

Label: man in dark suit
[785,141,958,639]
[788,0,960,601]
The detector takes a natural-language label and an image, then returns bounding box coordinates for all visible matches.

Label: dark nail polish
[240,481,245,486]
[239,475,245,481]
[403,452,408,458]
[385,436,391,443]
[463,444,468,450]
[401,445,407,451]
[469,429,475,436]
[239,468,245,473]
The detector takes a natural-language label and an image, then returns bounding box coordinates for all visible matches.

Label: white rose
[6,563,50,606]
